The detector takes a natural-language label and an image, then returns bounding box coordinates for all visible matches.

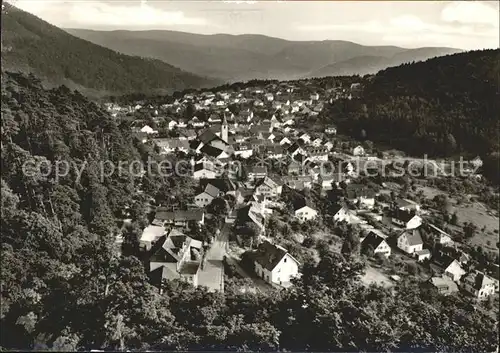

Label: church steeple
[221,114,229,143]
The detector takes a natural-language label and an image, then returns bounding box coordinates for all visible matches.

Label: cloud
[16,1,207,28]
[296,12,498,49]
[441,1,498,26]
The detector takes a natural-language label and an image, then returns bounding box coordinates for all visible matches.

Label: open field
[452,201,499,252]
[360,265,394,288]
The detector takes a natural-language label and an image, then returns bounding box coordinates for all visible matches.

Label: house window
[284,258,287,263]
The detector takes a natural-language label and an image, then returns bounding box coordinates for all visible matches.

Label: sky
[12,0,500,50]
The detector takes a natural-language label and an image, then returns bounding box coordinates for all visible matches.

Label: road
[197,223,230,292]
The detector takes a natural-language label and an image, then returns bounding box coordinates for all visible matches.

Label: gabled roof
[392,209,418,223]
[202,184,222,198]
[464,271,495,290]
[197,129,220,144]
[199,178,237,193]
[429,276,458,293]
[255,176,280,190]
[362,232,386,249]
[140,225,166,243]
[254,241,299,271]
[399,229,424,246]
[200,144,225,158]
[293,197,316,212]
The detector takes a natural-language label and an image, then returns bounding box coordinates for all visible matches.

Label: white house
[139,224,166,251]
[397,229,424,255]
[325,126,337,135]
[462,271,496,299]
[193,163,220,179]
[293,199,318,222]
[299,133,311,143]
[392,210,422,229]
[443,259,466,282]
[139,125,158,134]
[428,224,455,246]
[353,145,366,156]
[362,231,391,257]
[396,198,421,213]
[194,184,223,208]
[254,241,300,287]
[254,176,283,199]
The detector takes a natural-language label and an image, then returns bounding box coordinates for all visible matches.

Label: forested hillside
[327,49,500,180]
[1,4,218,96]
[66,28,461,81]
[0,71,498,351]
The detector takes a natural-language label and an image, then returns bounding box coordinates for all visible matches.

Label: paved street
[197,223,230,292]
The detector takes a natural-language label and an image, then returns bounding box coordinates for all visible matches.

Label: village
[106,78,499,311]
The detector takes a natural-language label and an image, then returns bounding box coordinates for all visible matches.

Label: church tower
[221,114,229,143]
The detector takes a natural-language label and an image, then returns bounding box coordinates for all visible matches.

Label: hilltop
[65,28,462,81]
[1,4,219,96]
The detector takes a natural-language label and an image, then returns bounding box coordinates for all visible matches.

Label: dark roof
[292,197,315,211]
[254,241,288,271]
[362,232,386,249]
[345,184,376,199]
[392,209,418,223]
[179,262,200,275]
[155,208,204,222]
[199,178,237,193]
[200,144,224,158]
[197,129,219,144]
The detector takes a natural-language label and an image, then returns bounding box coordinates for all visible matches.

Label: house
[248,166,268,181]
[195,184,223,208]
[305,146,329,162]
[208,114,222,124]
[415,249,431,261]
[325,126,337,135]
[189,117,206,128]
[154,208,205,228]
[299,133,311,143]
[293,198,318,222]
[139,224,166,251]
[331,204,352,223]
[311,138,323,147]
[427,276,459,295]
[353,145,366,156]
[397,229,424,255]
[254,176,283,199]
[149,232,203,289]
[200,144,231,160]
[345,184,376,209]
[462,271,496,299]
[254,241,300,287]
[265,93,274,101]
[138,124,158,134]
[193,163,220,179]
[362,231,391,257]
[391,209,422,229]
[310,93,319,101]
[152,138,190,154]
[233,144,253,159]
[396,198,421,213]
[427,224,455,246]
[236,203,265,233]
[443,258,466,282]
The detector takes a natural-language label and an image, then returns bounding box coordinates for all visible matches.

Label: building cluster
[106,80,498,299]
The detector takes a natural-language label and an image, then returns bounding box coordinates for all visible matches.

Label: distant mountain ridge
[65,28,463,81]
[1,4,219,96]
[309,47,462,77]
